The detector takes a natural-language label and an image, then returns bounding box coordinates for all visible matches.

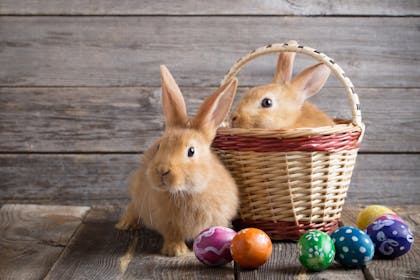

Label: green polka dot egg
[298,230,335,271]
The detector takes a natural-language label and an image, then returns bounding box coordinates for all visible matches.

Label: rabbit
[230,40,335,129]
[116,65,239,257]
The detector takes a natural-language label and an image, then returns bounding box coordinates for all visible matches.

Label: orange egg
[230,228,272,269]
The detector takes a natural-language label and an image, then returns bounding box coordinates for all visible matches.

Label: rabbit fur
[116,65,239,257]
[231,40,335,129]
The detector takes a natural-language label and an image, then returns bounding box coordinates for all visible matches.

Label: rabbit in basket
[116,65,239,257]
[231,40,335,129]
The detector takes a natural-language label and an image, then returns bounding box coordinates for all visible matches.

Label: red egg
[230,228,272,269]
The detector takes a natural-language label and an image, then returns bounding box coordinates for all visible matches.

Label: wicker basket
[212,42,365,241]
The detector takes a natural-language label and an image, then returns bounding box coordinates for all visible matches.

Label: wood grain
[44,205,234,279]
[0,87,164,152]
[123,230,234,279]
[0,154,139,204]
[0,204,90,280]
[1,0,419,15]
[341,205,420,280]
[0,17,418,87]
[349,155,420,205]
[1,205,417,279]
[235,242,364,279]
[44,205,135,280]
[0,154,418,206]
[1,87,419,153]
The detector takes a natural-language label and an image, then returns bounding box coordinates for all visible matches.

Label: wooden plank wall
[0,1,419,206]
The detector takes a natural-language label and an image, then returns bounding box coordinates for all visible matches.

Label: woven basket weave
[212,42,365,240]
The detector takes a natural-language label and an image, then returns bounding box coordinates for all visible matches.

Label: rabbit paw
[115,208,140,230]
[115,218,133,230]
[161,241,189,257]
[115,217,142,230]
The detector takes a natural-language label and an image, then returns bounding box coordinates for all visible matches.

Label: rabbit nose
[157,166,170,177]
[231,114,239,127]
[231,114,238,123]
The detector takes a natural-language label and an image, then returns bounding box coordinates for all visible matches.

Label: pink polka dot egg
[193,226,237,266]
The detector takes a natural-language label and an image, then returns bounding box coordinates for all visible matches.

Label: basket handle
[220,42,365,142]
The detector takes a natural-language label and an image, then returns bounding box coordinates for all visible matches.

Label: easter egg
[193,226,237,266]
[357,205,395,230]
[331,226,375,268]
[298,230,335,271]
[230,228,272,269]
[366,218,414,258]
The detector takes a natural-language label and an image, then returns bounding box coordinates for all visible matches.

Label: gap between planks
[1,17,418,88]
[1,87,419,153]
[40,207,92,279]
[1,0,419,16]
[118,234,138,278]
[0,204,90,280]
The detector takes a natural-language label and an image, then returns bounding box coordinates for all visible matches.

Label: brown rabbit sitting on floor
[116,65,239,257]
[231,40,335,129]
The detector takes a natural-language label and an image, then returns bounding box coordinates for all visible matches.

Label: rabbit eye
[187,147,195,157]
[261,98,272,108]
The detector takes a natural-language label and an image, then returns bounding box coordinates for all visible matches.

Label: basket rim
[217,119,361,139]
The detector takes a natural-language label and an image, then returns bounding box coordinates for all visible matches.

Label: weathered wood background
[0,1,419,206]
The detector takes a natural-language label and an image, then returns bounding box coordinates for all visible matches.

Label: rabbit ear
[192,77,238,141]
[290,63,331,101]
[160,65,189,129]
[272,40,298,84]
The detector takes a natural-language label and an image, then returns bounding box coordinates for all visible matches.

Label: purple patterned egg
[366,218,414,258]
[193,226,237,266]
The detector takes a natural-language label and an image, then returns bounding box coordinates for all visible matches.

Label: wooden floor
[0,204,418,280]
